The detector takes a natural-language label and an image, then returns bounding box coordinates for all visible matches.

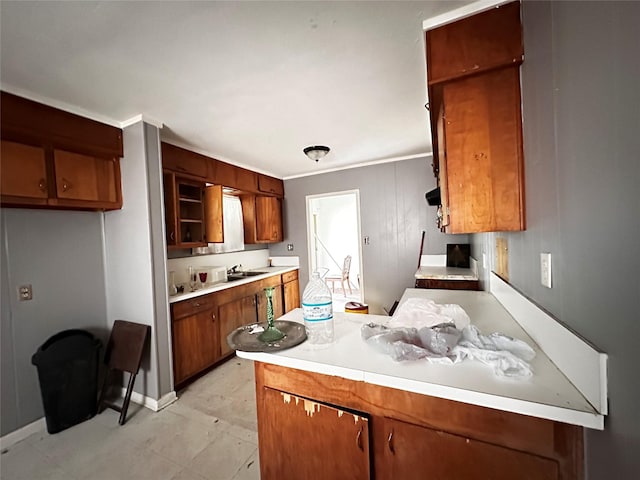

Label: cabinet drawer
[172,295,216,320]
[282,270,298,284]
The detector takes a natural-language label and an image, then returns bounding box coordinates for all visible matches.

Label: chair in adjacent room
[97,320,150,425]
[325,255,353,297]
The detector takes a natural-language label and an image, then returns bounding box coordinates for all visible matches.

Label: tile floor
[0,357,260,480]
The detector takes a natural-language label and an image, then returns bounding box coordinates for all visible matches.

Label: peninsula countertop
[237,288,604,430]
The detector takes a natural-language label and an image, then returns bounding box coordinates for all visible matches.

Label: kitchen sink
[227,271,267,281]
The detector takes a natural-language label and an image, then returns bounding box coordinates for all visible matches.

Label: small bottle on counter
[302,271,334,345]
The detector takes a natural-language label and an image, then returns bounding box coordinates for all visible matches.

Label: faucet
[227,265,239,275]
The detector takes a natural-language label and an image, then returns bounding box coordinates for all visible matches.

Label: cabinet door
[161,142,209,179]
[0,140,49,203]
[257,174,284,197]
[426,1,522,84]
[204,184,224,243]
[256,284,284,323]
[219,295,257,357]
[376,417,557,480]
[258,387,370,480]
[172,308,219,385]
[255,196,283,242]
[163,171,178,246]
[53,149,121,206]
[283,279,300,313]
[443,66,524,233]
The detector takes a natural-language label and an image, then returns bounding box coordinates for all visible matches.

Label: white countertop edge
[237,350,604,430]
[169,266,299,304]
[363,371,604,430]
[236,350,365,382]
[489,273,608,415]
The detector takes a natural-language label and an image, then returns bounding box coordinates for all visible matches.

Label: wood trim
[0,91,123,158]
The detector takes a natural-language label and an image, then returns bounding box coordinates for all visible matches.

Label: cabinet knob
[211,313,216,321]
[61,178,71,192]
[38,178,47,192]
[387,430,395,454]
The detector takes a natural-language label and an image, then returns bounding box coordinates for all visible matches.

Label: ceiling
[0,1,473,179]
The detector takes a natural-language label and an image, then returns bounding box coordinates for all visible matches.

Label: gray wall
[0,209,109,435]
[104,121,173,401]
[472,2,640,477]
[270,157,468,313]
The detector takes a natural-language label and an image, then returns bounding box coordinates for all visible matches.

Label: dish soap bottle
[301,271,334,344]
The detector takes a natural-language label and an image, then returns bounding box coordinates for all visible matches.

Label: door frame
[305,189,364,303]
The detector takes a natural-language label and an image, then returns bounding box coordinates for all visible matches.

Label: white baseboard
[0,417,46,450]
[490,272,608,415]
[120,388,178,412]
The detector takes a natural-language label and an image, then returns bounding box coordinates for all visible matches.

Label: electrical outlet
[287,243,294,251]
[18,284,33,301]
[540,253,552,288]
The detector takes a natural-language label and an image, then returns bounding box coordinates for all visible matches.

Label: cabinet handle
[38,178,47,192]
[356,426,363,451]
[387,430,395,454]
[211,313,216,321]
[170,231,175,241]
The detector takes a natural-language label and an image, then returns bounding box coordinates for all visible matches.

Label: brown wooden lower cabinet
[219,295,257,358]
[254,362,584,480]
[415,278,480,290]
[172,270,300,386]
[375,417,558,480]
[258,387,370,480]
[172,307,219,385]
[283,270,301,313]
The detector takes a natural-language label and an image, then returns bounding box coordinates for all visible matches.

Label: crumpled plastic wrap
[388,298,471,330]
[362,314,536,378]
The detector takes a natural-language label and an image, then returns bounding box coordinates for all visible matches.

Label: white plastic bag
[389,298,471,330]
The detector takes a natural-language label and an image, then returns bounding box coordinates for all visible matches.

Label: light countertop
[168,266,298,304]
[237,288,604,430]
[415,265,478,281]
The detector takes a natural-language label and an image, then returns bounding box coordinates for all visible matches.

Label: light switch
[540,253,552,288]
[287,244,294,251]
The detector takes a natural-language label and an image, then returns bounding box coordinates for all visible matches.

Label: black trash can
[31,329,102,434]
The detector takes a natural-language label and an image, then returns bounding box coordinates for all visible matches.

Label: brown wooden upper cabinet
[161,141,284,198]
[240,195,283,244]
[161,142,209,179]
[0,92,123,211]
[425,1,525,233]
[425,1,523,85]
[258,173,285,197]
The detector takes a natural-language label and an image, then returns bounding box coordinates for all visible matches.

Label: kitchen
[1,1,639,479]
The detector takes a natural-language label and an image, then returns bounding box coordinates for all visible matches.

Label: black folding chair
[97,320,150,425]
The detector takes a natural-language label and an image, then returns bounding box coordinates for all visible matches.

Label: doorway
[306,190,363,312]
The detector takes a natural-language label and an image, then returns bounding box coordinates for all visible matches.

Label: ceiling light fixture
[303,145,330,162]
